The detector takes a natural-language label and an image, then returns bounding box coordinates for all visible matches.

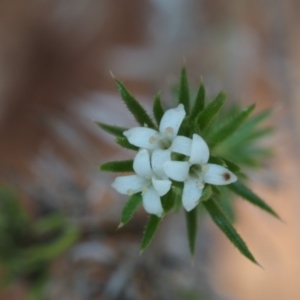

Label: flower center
[189,164,202,177]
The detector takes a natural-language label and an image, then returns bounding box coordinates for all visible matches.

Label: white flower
[163,134,237,212]
[123,104,188,154]
[112,149,172,217]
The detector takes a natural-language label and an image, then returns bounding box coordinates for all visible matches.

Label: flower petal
[142,186,163,217]
[189,134,210,165]
[151,177,172,196]
[151,149,171,178]
[111,175,147,195]
[171,136,192,156]
[202,164,237,185]
[123,127,159,149]
[163,161,189,181]
[159,104,186,137]
[182,177,203,211]
[133,149,152,177]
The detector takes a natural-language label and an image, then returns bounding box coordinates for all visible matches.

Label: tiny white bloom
[112,149,171,217]
[164,134,237,212]
[123,104,187,153]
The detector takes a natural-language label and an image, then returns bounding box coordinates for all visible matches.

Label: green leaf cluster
[97,68,276,266]
[0,186,79,297]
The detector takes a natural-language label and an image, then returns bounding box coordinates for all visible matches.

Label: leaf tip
[109,70,116,80]
[117,222,124,229]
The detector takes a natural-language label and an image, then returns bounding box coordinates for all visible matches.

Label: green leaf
[209,104,255,148]
[161,188,176,213]
[115,79,156,128]
[220,157,241,173]
[99,160,134,173]
[190,80,205,120]
[197,92,227,130]
[200,185,212,202]
[23,226,79,271]
[179,67,190,113]
[115,137,139,151]
[185,208,197,256]
[203,198,259,265]
[208,155,226,166]
[32,214,65,236]
[228,181,280,219]
[119,193,142,227]
[96,122,127,137]
[153,92,164,125]
[140,215,162,253]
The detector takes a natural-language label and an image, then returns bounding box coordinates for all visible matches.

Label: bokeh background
[0,0,300,299]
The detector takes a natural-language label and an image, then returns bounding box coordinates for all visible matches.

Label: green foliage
[161,188,176,213]
[140,215,162,253]
[115,137,139,151]
[96,122,127,137]
[185,208,198,256]
[229,181,280,219]
[203,198,259,265]
[197,91,227,131]
[179,67,190,113]
[115,78,156,128]
[119,193,142,227]
[100,160,134,172]
[200,185,212,202]
[208,104,255,148]
[208,106,272,168]
[0,186,79,296]
[189,80,205,120]
[153,92,165,125]
[99,68,275,265]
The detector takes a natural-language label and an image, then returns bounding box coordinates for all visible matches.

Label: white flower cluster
[112,104,237,217]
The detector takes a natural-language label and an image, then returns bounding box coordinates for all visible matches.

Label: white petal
[171,136,192,156]
[202,164,237,185]
[151,149,171,178]
[159,104,186,137]
[151,177,172,196]
[123,127,159,149]
[189,134,210,165]
[142,186,163,217]
[133,149,152,177]
[182,177,203,211]
[111,175,147,195]
[163,161,189,181]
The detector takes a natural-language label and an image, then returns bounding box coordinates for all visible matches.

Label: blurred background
[0,0,299,299]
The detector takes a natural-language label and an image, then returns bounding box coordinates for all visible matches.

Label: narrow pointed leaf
[153,93,164,125]
[115,137,139,151]
[211,185,221,196]
[197,92,226,130]
[245,127,274,142]
[203,198,258,265]
[220,157,241,173]
[161,188,175,214]
[115,79,156,128]
[208,155,226,166]
[99,160,134,173]
[228,181,280,219]
[190,80,205,120]
[119,193,142,227]
[200,185,212,202]
[179,67,190,113]
[186,208,197,256]
[140,215,162,253]
[96,122,128,137]
[209,104,255,148]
